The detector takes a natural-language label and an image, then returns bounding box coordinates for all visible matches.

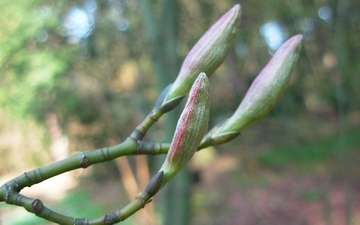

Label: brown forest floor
[1,122,360,225]
[192,167,360,225]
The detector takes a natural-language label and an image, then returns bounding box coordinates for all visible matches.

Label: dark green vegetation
[258,128,360,169]
[1,0,359,224]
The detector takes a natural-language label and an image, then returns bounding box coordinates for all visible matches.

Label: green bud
[155,84,185,113]
[162,4,241,107]
[144,171,164,196]
[218,34,303,134]
[199,119,240,148]
[160,73,210,186]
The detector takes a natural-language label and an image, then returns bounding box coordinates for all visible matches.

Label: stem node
[79,153,91,168]
[103,212,122,224]
[32,199,44,215]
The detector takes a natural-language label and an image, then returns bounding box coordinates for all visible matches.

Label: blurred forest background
[1,0,360,224]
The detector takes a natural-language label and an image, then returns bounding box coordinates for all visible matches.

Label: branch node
[136,140,143,155]
[4,184,12,203]
[103,212,122,224]
[42,206,51,219]
[79,152,90,168]
[129,128,145,141]
[147,142,155,155]
[149,111,159,121]
[157,142,161,155]
[34,168,45,183]
[15,193,23,205]
[32,199,43,215]
[100,147,111,161]
[13,178,20,189]
[23,172,31,185]
[73,218,90,225]
[135,196,146,208]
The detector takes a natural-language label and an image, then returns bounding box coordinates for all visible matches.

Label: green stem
[130,108,164,140]
[0,140,136,200]
[3,189,85,224]
[0,137,215,203]
[0,137,218,224]
[0,81,238,224]
[2,180,157,225]
[138,138,216,155]
[138,141,171,155]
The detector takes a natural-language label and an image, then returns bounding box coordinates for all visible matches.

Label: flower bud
[161,4,241,108]
[160,73,210,186]
[217,34,303,135]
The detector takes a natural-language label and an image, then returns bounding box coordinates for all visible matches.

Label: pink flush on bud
[160,73,210,186]
[219,34,303,133]
[163,4,241,105]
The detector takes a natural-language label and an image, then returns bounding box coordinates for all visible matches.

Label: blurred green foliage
[0,0,359,170]
[1,0,360,224]
[258,128,360,170]
[0,0,75,119]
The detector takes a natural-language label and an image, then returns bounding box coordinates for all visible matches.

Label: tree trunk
[139,0,192,224]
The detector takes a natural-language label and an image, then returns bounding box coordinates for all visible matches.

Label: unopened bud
[144,171,164,196]
[160,73,210,186]
[155,84,185,113]
[217,34,303,135]
[199,119,240,148]
[162,4,241,108]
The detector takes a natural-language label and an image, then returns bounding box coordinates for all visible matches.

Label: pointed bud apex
[219,35,303,133]
[160,95,186,113]
[162,4,241,106]
[154,84,172,109]
[155,84,185,113]
[160,73,210,186]
[199,119,241,148]
[144,171,164,196]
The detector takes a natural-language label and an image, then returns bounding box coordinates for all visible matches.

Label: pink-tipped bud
[162,4,241,108]
[217,34,303,135]
[160,73,210,186]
